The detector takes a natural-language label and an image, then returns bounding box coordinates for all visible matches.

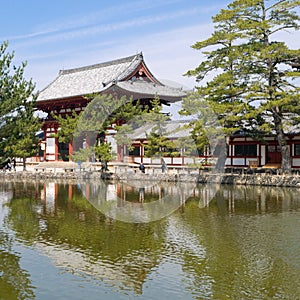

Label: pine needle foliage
[0,42,41,170]
[183,0,300,172]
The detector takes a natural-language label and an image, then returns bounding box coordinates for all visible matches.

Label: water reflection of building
[0,182,165,296]
[40,182,57,214]
[116,183,181,203]
[37,181,222,215]
[208,185,300,214]
[0,182,14,203]
[0,188,14,223]
[30,181,167,294]
[17,180,300,217]
[0,190,13,202]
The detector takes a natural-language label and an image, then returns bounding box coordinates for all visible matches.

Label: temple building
[36,53,186,161]
[35,52,300,169]
[124,119,300,170]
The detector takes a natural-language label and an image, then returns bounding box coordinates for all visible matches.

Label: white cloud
[19,1,299,92]
[7,0,181,41]
[13,6,213,51]
[25,23,206,90]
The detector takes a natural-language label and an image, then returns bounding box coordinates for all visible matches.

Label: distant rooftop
[129,120,191,140]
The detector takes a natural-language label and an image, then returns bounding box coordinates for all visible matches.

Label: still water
[0,179,300,299]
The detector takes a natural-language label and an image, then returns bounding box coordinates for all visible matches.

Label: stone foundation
[2,169,300,187]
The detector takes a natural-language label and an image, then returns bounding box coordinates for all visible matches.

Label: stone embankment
[117,172,300,187]
[0,170,113,181]
[2,168,300,187]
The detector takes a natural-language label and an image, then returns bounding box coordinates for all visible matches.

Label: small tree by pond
[0,42,41,170]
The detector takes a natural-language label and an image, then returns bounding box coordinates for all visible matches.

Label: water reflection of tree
[0,222,35,299]
[3,180,43,201]
[171,184,300,299]
[4,180,300,298]
[186,184,300,214]
[5,197,40,244]
[37,203,166,294]
[3,180,167,295]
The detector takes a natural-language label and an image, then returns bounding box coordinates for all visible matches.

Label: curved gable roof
[37,53,144,101]
[111,80,186,103]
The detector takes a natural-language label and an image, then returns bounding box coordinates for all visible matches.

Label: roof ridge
[59,53,142,75]
[115,53,144,82]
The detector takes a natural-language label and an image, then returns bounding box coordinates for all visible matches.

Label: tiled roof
[129,120,191,140]
[232,114,300,136]
[37,53,144,101]
[116,80,186,98]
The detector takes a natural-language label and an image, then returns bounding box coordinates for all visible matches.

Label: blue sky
[1,0,299,91]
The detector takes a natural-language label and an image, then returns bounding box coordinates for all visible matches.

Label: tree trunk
[273,112,291,173]
[22,157,26,171]
[281,144,291,173]
[215,137,227,173]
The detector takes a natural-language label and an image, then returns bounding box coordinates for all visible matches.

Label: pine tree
[140,96,178,158]
[0,42,40,170]
[144,132,178,158]
[52,110,82,144]
[184,0,300,172]
[180,93,226,170]
[5,102,40,170]
[94,142,114,171]
[72,94,145,162]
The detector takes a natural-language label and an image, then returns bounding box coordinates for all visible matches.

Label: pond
[0,179,300,299]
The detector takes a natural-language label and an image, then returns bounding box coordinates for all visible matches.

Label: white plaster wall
[225,158,231,165]
[46,154,56,161]
[134,157,142,164]
[143,157,151,164]
[152,158,161,164]
[173,157,183,164]
[261,145,266,165]
[233,158,245,165]
[292,158,300,167]
[45,182,55,214]
[106,135,117,157]
[164,157,172,164]
[184,157,194,164]
[46,137,55,154]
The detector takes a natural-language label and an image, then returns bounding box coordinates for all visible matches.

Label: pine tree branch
[265,0,288,12]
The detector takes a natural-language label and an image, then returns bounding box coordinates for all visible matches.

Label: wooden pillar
[230,141,233,166]
[69,141,73,157]
[290,137,293,168]
[141,142,144,164]
[43,125,47,161]
[54,183,58,214]
[68,184,73,199]
[258,142,261,167]
[54,124,59,161]
[117,145,122,162]
[55,138,59,161]
[85,184,90,200]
